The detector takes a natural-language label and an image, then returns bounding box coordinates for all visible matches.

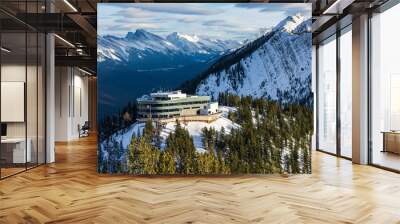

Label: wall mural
[97,3,313,175]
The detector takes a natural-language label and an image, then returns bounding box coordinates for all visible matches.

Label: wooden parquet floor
[1,135,400,224]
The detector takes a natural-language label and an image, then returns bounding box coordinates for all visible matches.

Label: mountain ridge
[179,14,313,107]
[98,30,241,63]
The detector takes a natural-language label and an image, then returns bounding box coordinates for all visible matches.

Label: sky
[98,3,311,41]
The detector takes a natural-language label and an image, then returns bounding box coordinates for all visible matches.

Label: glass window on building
[340,26,352,158]
[317,35,337,155]
[371,3,400,171]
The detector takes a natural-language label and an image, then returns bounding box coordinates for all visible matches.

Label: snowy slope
[194,15,312,106]
[99,122,145,164]
[161,117,240,152]
[99,106,240,162]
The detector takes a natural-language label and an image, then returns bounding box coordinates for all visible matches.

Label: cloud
[113,18,165,26]
[177,17,198,23]
[203,20,237,28]
[260,4,311,14]
[112,7,153,18]
[234,3,268,9]
[98,3,309,41]
[235,3,311,16]
[106,22,160,32]
[125,4,223,15]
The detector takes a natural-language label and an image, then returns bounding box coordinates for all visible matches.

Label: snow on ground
[219,106,237,117]
[161,117,240,152]
[101,106,240,153]
[100,122,145,160]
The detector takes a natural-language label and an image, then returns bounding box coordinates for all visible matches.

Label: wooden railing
[137,112,223,124]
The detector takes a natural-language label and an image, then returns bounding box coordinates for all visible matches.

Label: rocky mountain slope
[180,15,312,107]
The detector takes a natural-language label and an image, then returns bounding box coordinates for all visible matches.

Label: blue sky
[98,3,311,41]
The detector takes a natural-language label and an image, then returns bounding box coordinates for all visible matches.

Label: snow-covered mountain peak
[126,29,164,41]
[167,32,200,43]
[274,14,307,33]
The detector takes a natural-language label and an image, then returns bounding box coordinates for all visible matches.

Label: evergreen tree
[202,127,217,153]
[159,151,176,174]
[197,152,216,174]
[283,154,290,173]
[127,136,160,174]
[302,146,311,174]
[290,144,300,174]
[127,136,141,174]
[154,122,163,149]
[109,91,313,175]
[165,120,197,174]
[143,119,154,141]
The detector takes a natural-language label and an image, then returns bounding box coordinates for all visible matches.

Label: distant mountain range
[98,30,240,63]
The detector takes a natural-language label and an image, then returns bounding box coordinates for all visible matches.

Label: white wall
[1,63,46,164]
[55,67,69,141]
[1,64,27,139]
[1,82,25,122]
[1,64,43,137]
[55,67,89,141]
